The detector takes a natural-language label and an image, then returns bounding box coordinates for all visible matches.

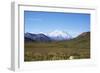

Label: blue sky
[24,11,90,37]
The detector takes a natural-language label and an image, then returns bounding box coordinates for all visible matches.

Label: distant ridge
[25,30,72,42]
[25,33,51,42]
[77,32,90,37]
[24,31,90,43]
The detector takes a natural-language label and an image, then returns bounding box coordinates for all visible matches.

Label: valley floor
[24,41,90,61]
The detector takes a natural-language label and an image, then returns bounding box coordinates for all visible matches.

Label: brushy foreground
[24,40,90,61]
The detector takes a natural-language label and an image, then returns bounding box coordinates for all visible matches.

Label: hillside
[64,32,90,49]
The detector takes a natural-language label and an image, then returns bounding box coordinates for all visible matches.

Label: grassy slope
[24,32,90,61]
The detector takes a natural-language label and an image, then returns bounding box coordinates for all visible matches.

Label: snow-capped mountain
[25,30,72,42]
[46,30,72,41]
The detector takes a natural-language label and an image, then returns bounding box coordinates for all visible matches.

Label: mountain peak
[47,30,72,41]
[49,30,66,36]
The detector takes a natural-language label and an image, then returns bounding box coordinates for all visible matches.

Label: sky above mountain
[24,11,90,37]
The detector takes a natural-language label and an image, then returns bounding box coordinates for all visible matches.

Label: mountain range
[25,31,90,42]
[25,30,72,42]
